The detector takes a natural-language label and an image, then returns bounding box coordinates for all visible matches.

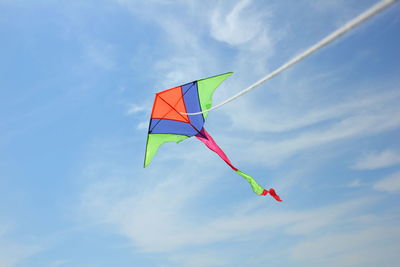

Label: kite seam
[148,133,191,137]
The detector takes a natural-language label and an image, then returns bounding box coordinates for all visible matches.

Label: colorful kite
[144,72,281,201]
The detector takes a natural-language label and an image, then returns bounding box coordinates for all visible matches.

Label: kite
[144,72,281,201]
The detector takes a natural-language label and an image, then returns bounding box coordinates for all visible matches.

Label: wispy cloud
[346,179,363,188]
[353,150,400,170]
[373,171,400,193]
[115,0,217,87]
[136,121,148,130]
[126,104,146,115]
[78,136,378,255]
[223,82,400,133]
[80,157,399,266]
[82,39,117,70]
[221,100,400,167]
[80,158,224,252]
[0,224,42,267]
[115,0,279,91]
[210,0,272,50]
[290,224,400,267]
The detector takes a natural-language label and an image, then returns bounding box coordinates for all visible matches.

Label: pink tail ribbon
[195,128,281,201]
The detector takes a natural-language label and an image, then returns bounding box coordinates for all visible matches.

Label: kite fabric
[144,72,281,201]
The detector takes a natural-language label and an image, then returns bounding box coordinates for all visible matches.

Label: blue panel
[182,82,205,131]
[149,119,198,136]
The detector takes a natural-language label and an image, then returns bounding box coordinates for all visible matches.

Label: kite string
[184,0,397,116]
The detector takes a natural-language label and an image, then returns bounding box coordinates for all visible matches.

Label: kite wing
[144,72,281,201]
[144,72,233,167]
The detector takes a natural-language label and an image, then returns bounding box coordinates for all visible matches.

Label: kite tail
[195,128,282,202]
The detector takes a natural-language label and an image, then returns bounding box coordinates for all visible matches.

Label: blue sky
[1,0,400,266]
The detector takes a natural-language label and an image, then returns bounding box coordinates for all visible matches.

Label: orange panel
[151,86,189,122]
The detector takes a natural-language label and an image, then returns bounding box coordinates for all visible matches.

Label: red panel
[151,86,189,123]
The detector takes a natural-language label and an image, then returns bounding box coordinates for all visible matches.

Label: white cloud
[115,0,278,90]
[81,38,117,70]
[208,0,277,78]
[169,250,229,267]
[48,260,69,267]
[136,121,148,130]
[283,198,373,235]
[154,55,209,89]
[373,171,400,193]
[80,156,400,266]
[307,0,347,11]
[346,179,362,188]
[126,104,146,115]
[0,243,38,267]
[220,102,400,167]
[0,225,41,267]
[210,0,271,49]
[353,150,400,170]
[225,85,400,133]
[115,0,218,86]
[80,147,376,253]
[290,225,400,267]
[80,163,222,252]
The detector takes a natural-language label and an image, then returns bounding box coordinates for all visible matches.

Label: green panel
[236,170,265,195]
[197,72,233,118]
[144,134,188,167]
